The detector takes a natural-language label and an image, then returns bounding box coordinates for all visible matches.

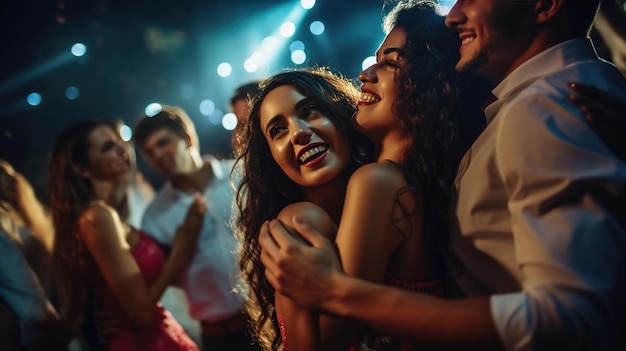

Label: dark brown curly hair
[381,0,463,263]
[234,67,373,350]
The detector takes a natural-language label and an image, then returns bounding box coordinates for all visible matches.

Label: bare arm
[80,196,205,331]
[260,216,502,350]
[272,202,336,351]
[270,164,423,350]
[0,167,54,254]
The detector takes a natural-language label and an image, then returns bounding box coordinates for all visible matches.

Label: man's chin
[456,57,478,74]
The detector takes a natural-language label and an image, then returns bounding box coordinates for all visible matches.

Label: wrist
[324,271,357,318]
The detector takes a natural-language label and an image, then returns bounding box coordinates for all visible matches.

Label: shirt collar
[485,38,598,124]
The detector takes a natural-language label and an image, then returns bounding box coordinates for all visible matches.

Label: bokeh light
[145,103,162,117]
[65,86,80,100]
[309,21,325,35]
[27,92,42,106]
[289,40,305,52]
[199,99,216,116]
[119,125,133,142]
[217,62,232,77]
[361,56,376,70]
[222,112,238,130]
[301,0,315,10]
[71,43,87,57]
[291,50,306,65]
[280,22,296,38]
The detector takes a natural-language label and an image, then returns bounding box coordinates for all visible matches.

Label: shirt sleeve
[0,229,53,344]
[489,91,626,350]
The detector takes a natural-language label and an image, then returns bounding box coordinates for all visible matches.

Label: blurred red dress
[93,230,199,351]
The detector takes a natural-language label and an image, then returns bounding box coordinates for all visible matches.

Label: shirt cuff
[490,292,531,351]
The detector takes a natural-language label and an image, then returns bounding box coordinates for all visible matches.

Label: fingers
[259,220,279,255]
[181,194,206,230]
[191,193,207,214]
[569,83,626,108]
[568,82,626,160]
[568,82,626,127]
[259,220,292,294]
[259,220,281,272]
[266,218,301,247]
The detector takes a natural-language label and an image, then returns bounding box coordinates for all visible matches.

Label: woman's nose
[290,120,312,145]
[358,64,378,83]
[444,1,465,29]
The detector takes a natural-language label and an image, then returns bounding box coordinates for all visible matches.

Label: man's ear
[534,0,563,24]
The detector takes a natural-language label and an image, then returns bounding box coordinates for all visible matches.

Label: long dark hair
[383,0,463,260]
[234,67,373,350]
[48,119,106,330]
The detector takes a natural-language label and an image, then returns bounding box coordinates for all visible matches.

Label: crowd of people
[1,0,626,350]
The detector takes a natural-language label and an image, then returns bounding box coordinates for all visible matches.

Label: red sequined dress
[93,230,199,351]
[278,274,445,351]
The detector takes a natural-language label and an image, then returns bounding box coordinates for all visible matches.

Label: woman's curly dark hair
[382,0,463,261]
[234,67,373,350]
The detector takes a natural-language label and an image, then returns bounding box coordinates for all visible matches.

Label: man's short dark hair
[230,80,262,107]
[133,105,199,149]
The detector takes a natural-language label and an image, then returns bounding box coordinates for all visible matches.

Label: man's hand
[568,82,626,161]
[259,215,343,310]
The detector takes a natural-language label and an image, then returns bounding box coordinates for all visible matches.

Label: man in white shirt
[134,105,259,351]
[258,1,626,350]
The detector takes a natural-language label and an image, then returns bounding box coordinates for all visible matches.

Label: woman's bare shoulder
[81,200,117,224]
[348,161,407,193]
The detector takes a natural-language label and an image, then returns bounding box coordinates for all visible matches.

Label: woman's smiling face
[259,85,351,188]
[354,27,406,139]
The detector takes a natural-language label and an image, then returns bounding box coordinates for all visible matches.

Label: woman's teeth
[359,92,380,103]
[299,145,328,164]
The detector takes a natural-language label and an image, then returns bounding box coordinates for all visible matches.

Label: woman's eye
[385,59,398,68]
[302,105,319,119]
[269,125,286,139]
[101,141,115,152]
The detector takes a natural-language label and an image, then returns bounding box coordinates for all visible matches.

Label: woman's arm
[79,196,205,331]
[273,202,337,351]
[0,166,54,254]
[260,216,502,350]
[274,163,410,351]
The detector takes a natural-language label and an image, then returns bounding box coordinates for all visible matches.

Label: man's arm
[493,90,626,350]
[260,217,502,350]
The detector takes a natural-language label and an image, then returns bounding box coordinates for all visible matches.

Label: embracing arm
[272,164,451,350]
[261,217,502,350]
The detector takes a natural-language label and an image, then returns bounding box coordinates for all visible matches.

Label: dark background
[0,0,393,197]
[0,0,617,201]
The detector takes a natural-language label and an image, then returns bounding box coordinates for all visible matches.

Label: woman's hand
[568,82,626,161]
[170,194,207,268]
